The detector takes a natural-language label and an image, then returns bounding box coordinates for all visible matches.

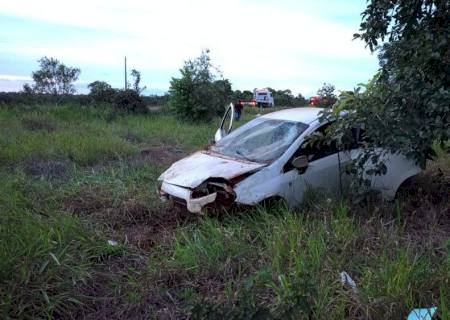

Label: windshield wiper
[236,149,254,162]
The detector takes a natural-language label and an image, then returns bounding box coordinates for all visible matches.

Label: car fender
[386,165,421,200]
[354,150,422,200]
[234,167,286,205]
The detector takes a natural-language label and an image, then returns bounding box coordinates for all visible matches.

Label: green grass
[150,202,449,319]
[0,104,448,319]
[0,171,104,319]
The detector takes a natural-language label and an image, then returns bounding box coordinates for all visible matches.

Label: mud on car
[158,105,421,213]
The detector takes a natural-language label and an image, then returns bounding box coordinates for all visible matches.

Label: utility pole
[124,56,127,90]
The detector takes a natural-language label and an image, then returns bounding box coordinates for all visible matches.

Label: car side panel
[350,149,421,199]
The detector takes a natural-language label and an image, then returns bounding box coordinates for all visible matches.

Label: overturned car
[158,105,421,213]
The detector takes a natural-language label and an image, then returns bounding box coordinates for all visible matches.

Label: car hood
[158,151,266,188]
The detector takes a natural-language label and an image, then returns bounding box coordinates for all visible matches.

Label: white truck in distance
[253,88,274,108]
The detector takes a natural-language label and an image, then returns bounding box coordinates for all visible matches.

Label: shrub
[113,89,147,114]
[87,81,116,104]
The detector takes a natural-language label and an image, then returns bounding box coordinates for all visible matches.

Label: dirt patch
[132,147,186,166]
[65,192,194,250]
[71,253,152,320]
[64,190,111,215]
[104,200,194,250]
[22,117,56,132]
[22,159,72,180]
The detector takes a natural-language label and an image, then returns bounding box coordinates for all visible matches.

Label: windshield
[210,117,308,163]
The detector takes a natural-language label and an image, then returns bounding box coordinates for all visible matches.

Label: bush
[87,81,116,104]
[113,89,147,114]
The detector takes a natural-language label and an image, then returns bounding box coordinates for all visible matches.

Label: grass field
[0,104,449,319]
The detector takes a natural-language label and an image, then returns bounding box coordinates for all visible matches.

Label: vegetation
[87,81,115,104]
[325,0,449,171]
[130,69,146,94]
[23,57,81,95]
[169,49,233,122]
[0,104,448,319]
[0,92,91,106]
[316,83,337,107]
[0,3,448,318]
[2,53,310,111]
[114,89,147,114]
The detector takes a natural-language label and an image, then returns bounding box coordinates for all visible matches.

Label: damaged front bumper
[158,181,234,213]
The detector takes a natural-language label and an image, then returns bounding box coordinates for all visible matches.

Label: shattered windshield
[210,117,308,163]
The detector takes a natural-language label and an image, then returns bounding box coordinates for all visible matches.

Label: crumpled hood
[158,151,266,188]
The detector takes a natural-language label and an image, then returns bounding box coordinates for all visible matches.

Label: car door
[214,103,234,142]
[280,123,343,206]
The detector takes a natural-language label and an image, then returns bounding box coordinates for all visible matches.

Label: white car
[158,105,421,213]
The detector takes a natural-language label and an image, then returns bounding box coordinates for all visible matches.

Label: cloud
[0,74,32,81]
[0,0,378,95]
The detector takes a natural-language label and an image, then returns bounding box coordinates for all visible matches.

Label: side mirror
[292,155,308,170]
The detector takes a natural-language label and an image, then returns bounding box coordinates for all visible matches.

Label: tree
[88,81,116,103]
[169,49,231,122]
[26,57,81,95]
[22,83,33,95]
[273,89,297,106]
[294,93,308,106]
[316,83,337,107]
[242,90,253,100]
[214,79,233,105]
[323,0,449,173]
[130,69,146,94]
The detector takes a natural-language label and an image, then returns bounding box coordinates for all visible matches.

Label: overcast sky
[0,0,379,96]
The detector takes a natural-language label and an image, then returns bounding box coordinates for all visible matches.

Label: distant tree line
[0,91,169,108]
[0,92,91,106]
[1,54,336,118]
[0,57,167,112]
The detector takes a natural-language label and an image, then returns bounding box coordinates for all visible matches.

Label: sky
[0,0,379,97]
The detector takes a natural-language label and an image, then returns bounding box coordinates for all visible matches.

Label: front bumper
[159,181,218,213]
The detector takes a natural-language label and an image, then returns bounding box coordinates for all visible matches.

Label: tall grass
[0,104,448,319]
[0,171,107,318]
[150,201,450,319]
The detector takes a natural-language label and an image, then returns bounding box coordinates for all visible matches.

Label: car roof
[261,107,323,124]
